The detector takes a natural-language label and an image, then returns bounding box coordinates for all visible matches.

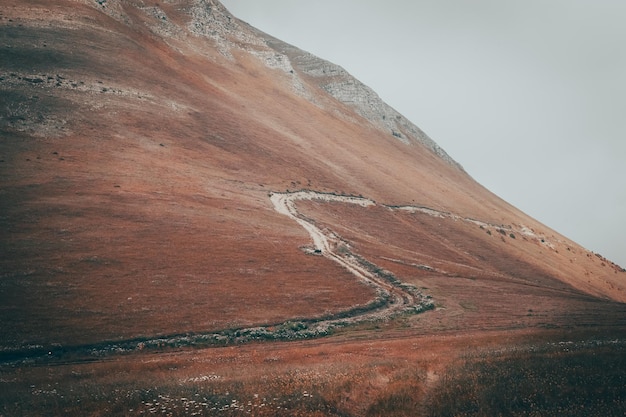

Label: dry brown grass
[2,2,626,416]
[424,340,626,416]
[2,328,624,416]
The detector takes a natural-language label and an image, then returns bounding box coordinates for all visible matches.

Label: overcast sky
[221,0,626,268]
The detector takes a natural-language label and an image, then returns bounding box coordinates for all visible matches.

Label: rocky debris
[189,0,251,59]
[185,0,311,97]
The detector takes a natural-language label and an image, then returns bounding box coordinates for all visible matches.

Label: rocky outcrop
[187,0,463,169]
[188,0,264,59]
[270,39,461,169]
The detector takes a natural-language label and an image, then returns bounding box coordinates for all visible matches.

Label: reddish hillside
[1,1,625,415]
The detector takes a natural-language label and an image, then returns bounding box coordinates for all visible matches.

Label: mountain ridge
[184,0,462,168]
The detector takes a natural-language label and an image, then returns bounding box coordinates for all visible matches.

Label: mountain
[1,1,625,415]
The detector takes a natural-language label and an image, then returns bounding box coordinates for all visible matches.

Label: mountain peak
[94,0,464,167]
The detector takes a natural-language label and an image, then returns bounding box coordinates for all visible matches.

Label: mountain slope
[1,0,624,357]
[2,2,626,416]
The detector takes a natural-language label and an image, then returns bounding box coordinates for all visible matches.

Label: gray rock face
[261,36,462,170]
[188,0,263,59]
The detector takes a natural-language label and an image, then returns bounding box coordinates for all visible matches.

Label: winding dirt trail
[270,191,428,322]
[267,190,558,324]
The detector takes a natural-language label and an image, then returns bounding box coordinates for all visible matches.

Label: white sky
[221,0,626,268]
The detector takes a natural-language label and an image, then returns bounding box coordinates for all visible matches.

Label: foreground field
[1,327,624,417]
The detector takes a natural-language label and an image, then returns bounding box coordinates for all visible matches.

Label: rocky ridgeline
[80,0,462,168]
[260,32,463,170]
[187,0,314,98]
